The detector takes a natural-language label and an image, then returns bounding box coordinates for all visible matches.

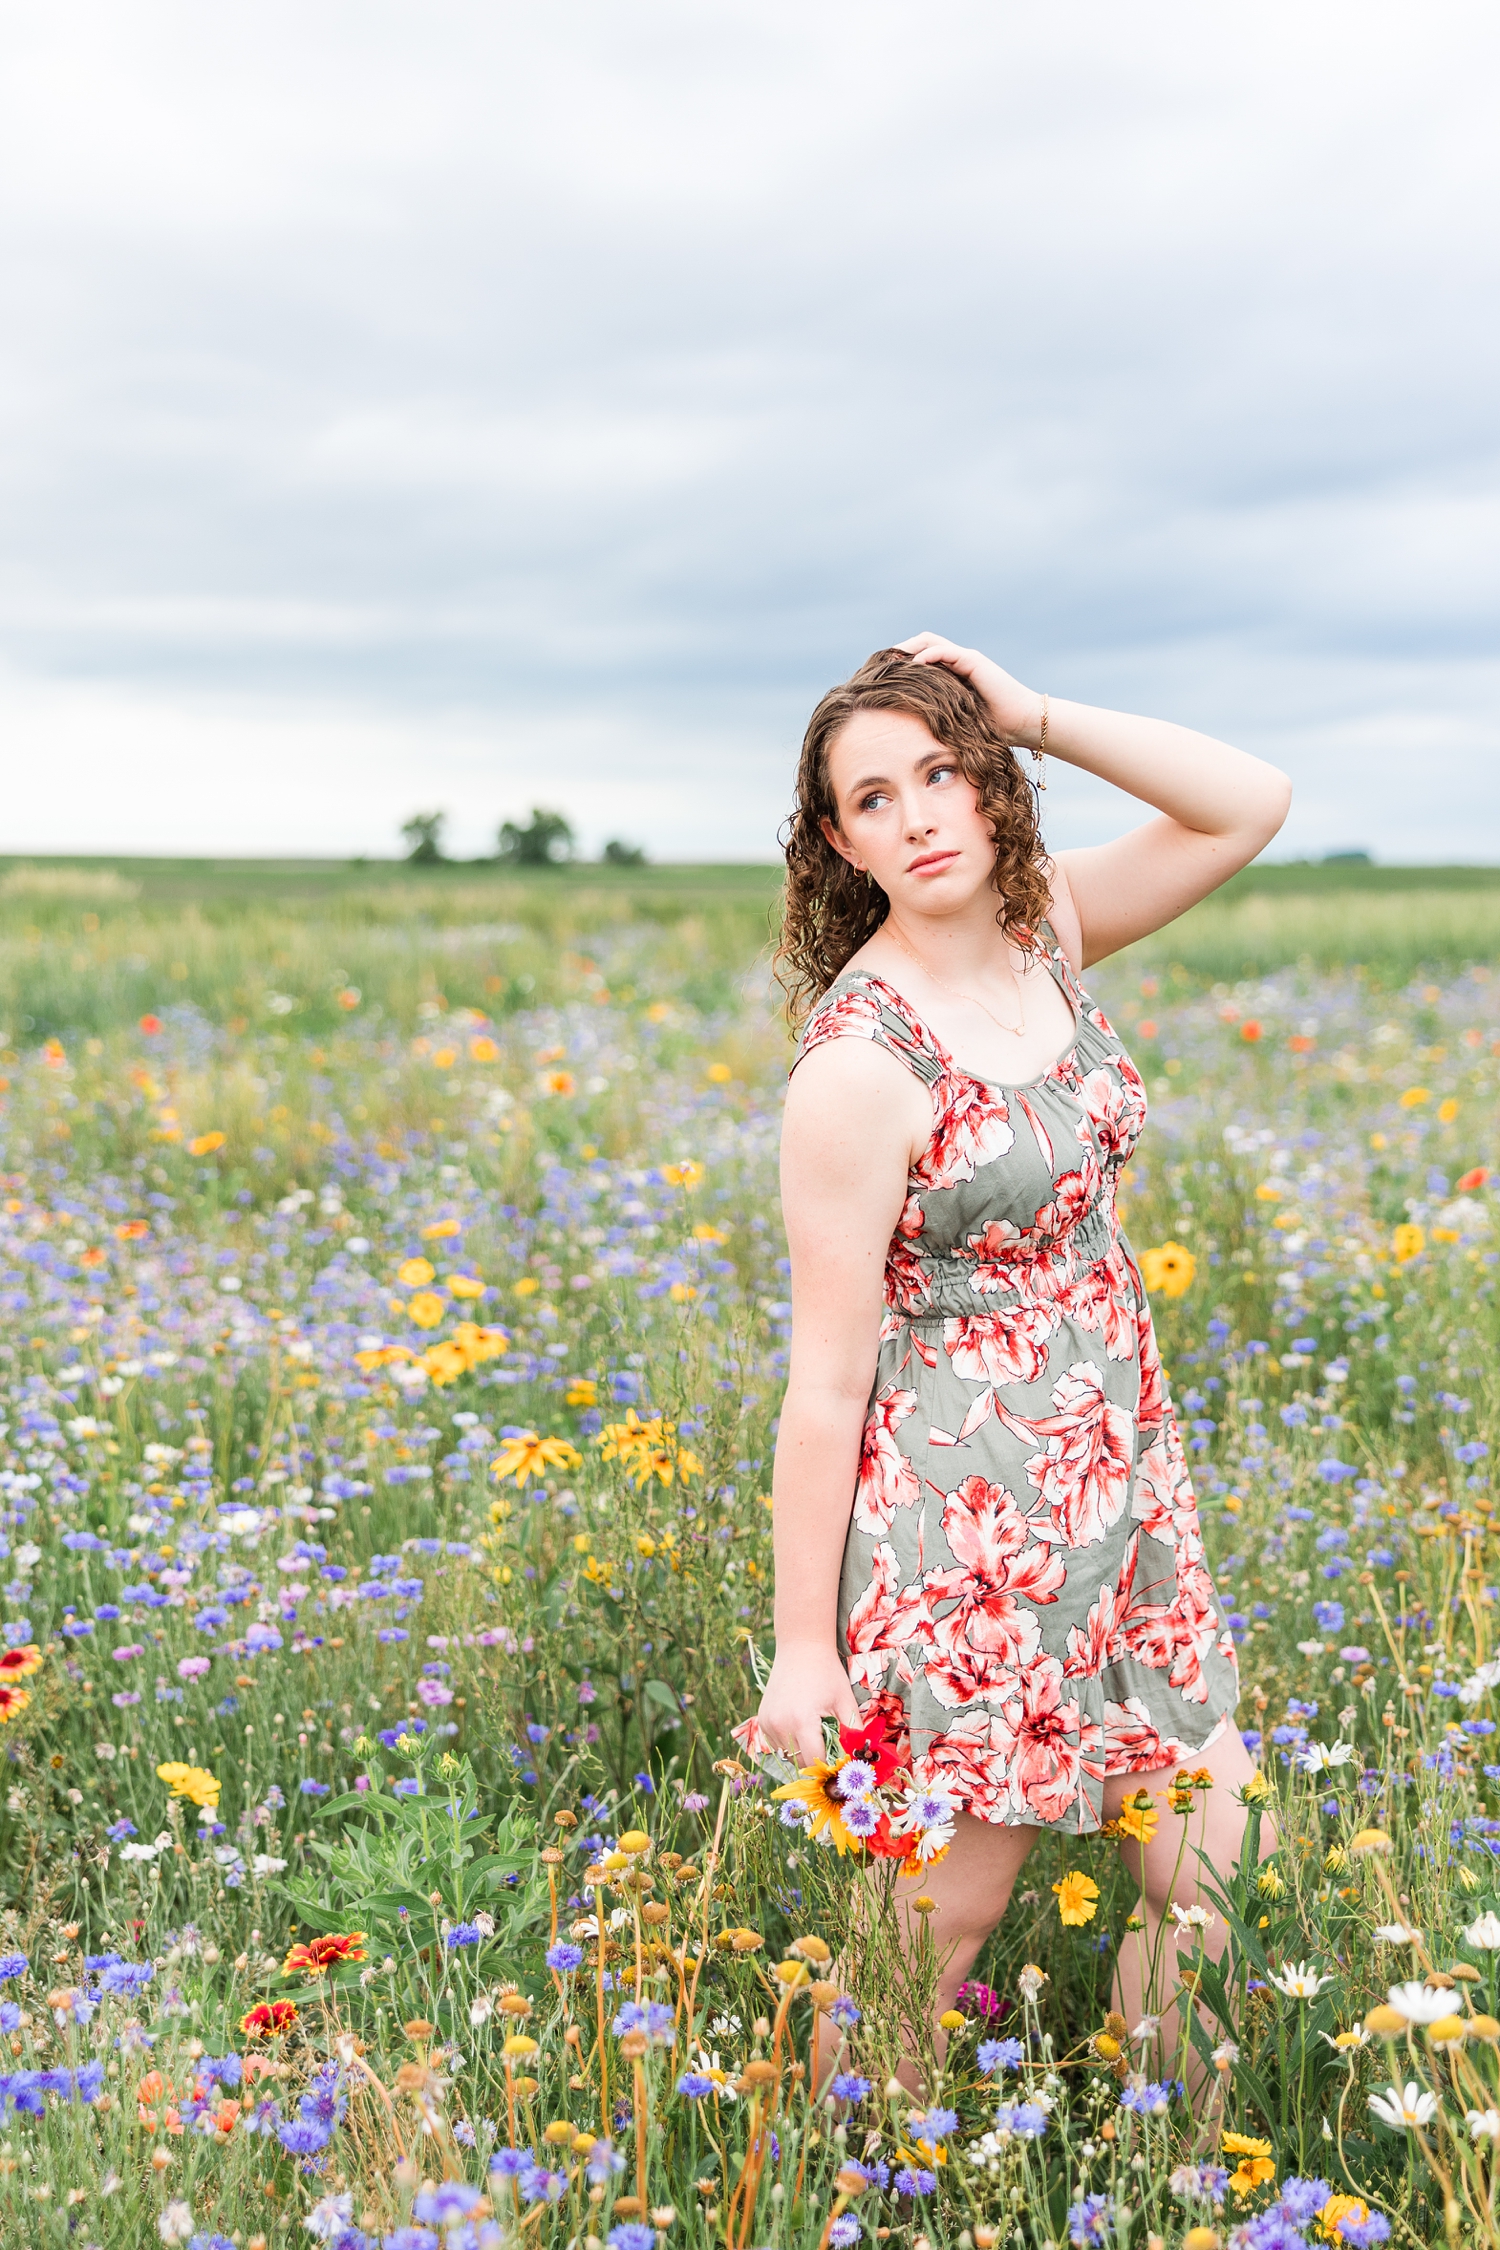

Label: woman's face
[821,707,996,916]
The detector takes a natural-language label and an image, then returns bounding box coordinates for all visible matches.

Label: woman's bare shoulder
[1041,858,1086,975]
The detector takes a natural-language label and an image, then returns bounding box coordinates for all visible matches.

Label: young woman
[752,633,1291,2029]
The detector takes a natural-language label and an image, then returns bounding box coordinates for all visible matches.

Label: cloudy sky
[1,3,1497,862]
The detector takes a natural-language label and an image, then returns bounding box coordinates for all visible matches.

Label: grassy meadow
[0,854,1498,2248]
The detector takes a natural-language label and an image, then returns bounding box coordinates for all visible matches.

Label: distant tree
[401,812,446,865]
[497,808,576,867]
[602,838,647,867]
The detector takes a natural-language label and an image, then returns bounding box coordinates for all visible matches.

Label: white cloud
[0,1,1496,859]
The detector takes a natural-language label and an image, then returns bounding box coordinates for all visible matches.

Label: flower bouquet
[734,1691,958,1874]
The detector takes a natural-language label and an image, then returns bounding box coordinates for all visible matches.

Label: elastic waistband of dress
[888,1232,1125,1329]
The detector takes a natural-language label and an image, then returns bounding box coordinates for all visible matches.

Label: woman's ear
[819,814,858,870]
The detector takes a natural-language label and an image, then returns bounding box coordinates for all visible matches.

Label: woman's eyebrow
[845,750,946,798]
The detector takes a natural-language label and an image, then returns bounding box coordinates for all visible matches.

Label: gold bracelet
[1034,693,1048,792]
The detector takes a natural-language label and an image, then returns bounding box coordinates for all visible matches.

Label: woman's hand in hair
[898,632,1045,751]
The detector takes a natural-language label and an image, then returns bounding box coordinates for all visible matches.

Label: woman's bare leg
[1105,1720,1276,2087]
[893,1808,1041,2019]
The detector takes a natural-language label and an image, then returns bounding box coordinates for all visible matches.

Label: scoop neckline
[844,945,1085,1095]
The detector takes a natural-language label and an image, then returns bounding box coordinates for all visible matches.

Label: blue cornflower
[1119,2081,1173,2116]
[545,1941,584,1973]
[445,1923,482,1948]
[828,1996,861,2030]
[894,2167,936,2198]
[907,2105,957,2142]
[99,1961,153,1997]
[612,1999,675,2044]
[299,1778,330,1797]
[676,2072,715,2098]
[1340,2219,1392,2249]
[413,2183,482,2225]
[607,2227,656,2250]
[585,2138,626,2183]
[978,2036,1025,2074]
[994,2100,1049,2139]
[1068,2193,1111,2245]
[829,2072,871,2102]
[1276,2179,1334,2225]
[828,2219,862,2248]
[106,1819,137,1840]
[0,1955,27,1982]
[488,2147,537,2178]
[277,2115,333,2155]
[520,2166,567,2205]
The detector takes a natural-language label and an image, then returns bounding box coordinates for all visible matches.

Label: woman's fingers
[795,1715,829,1769]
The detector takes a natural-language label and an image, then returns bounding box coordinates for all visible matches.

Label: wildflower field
[2,855,1500,2250]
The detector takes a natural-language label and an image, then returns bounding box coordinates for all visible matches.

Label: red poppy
[239,2000,298,2037]
[281,1932,366,1977]
[1239,1020,1263,1042]
[838,1690,909,1785]
[138,1015,163,1036]
[1458,1167,1490,1192]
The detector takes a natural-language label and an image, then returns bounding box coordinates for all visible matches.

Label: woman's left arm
[900,632,1292,969]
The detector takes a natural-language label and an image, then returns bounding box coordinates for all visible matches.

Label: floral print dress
[796,919,1238,1835]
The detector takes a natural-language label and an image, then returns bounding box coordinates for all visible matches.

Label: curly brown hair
[773,647,1053,1024]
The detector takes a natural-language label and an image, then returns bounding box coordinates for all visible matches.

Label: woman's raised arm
[899,632,1292,969]
[755,1036,928,1768]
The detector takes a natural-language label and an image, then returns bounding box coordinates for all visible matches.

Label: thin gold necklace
[885,918,1029,1038]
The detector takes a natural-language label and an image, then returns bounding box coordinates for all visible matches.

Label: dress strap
[792,971,946,1088]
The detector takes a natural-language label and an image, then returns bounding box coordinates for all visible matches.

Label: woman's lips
[907,851,959,875]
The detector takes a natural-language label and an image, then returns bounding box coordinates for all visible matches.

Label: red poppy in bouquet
[281,1932,366,1977]
[764,1692,958,1874]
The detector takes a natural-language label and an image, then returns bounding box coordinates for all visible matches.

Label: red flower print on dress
[884,1195,930,1313]
[988,1657,1105,1823]
[1163,1556,1225,1705]
[1056,1249,1135,1362]
[915,1068,1015,1191]
[1073,1064,1141,1165]
[853,1384,922,1535]
[1062,1528,1139,1677]
[1134,1297,1167,1430]
[1130,1430,1199,1548]
[1029,1166,1099,1247]
[951,1219,1028,1297]
[920,1474,1065,1698]
[916,1706,1012,1822]
[942,1304,1057,1388]
[845,1540,930,1690]
[996,1361,1135,1549]
[1103,1694,1191,1772]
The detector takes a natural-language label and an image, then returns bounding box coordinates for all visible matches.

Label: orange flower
[281,1932,366,1977]
[469,1036,499,1062]
[422,1218,461,1240]
[1239,1020,1263,1042]
[115,1220,150,1241]
[336,987,361,1010]
[240,2000,298,2037]
[188,1130,226,1157]
[1458,1166,1490,1192]
[0,1645,42,1680]
[138,1014,163,1035]
[0,1684,30,1722]
[1288,1034,1315,1053]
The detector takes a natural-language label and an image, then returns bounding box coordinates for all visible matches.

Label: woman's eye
[858,791,889,814]
[928,764,956,785]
